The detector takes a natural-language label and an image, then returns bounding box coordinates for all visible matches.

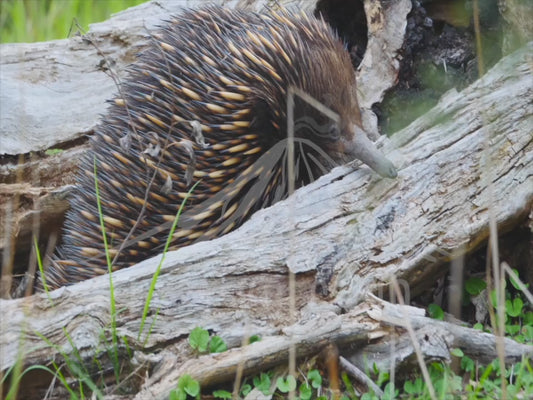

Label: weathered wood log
[0,36,531,398]
[132,299,533,399]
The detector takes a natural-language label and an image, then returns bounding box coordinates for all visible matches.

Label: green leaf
[522,325,533,342]
[307,369,322,389]
[240,383,252,396]
[177,375,200,397]
[248,335,261,344]
[461,355,475,373]
[509,269,523,290]
[473,322,484,331]
[507,383,519,397]
[489,288,497,307]
[490,285,506,308]
[382,382,398,400]
[189,327,209,352]
[253,372,271,395]
[276,375,297,393]
[299,382,312,400]
[404,377,423,394]
[376,370,390,386]
[430,362,445,373]
[213,389,232,399]
[342,371,357,398]
[185,380,199,397]
[451,348,464,357]
[403,380,415,394]
[169,388,186,400]
[372,362,379,375]
[450,374,463,392]
[209,336,227,353]
[45,148,63,156]
[465,278,487,295]
[428,303,444,320]
[506,297,523,317]
[514,334,525,343]
[506,324,521,336]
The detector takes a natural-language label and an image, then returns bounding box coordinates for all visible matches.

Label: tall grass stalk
[34,236,53,302]
[93,156,120,384]
[34,330,104,399]
[3,364,61,400]
[138,181,201,342]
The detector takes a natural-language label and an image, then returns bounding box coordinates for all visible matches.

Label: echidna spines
[39,5,396,290]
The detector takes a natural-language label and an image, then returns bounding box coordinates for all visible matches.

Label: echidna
[40,5,397,290]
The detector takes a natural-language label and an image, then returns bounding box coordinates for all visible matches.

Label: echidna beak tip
[370,156,397,179]
[347,125,398,179]
[382,164,398,179]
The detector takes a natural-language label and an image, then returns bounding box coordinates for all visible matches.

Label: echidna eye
[328,124,340,140]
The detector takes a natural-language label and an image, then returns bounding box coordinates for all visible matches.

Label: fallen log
[0,38,531,398]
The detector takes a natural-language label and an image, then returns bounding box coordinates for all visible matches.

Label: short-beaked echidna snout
[40,5,397,289]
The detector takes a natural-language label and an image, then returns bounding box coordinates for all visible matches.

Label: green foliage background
[0,0,147,43]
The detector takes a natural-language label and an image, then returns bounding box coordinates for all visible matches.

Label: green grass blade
[93,156,120,384]
[138,180,201,341]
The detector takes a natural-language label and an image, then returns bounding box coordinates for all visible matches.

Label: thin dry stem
[390,276,437,400]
